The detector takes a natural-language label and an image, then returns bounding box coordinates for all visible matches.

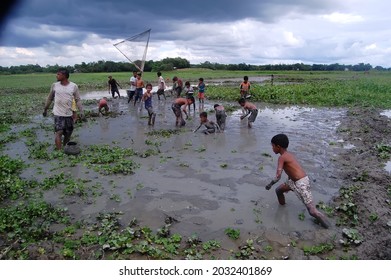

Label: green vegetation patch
[376,143,391,160]
[224,228,240,240]
[82,144,139,175]
[303,243,334,255]
[0,155,28,201]
[0,201,70,244]
[146,129,181,138]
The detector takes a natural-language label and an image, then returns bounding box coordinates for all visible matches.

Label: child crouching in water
[98,97,109,116]
[193,111,220,134]
[265,133,330,229]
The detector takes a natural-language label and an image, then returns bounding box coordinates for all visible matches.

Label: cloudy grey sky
[1,0,390,67]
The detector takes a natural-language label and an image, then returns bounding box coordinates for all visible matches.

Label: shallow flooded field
[4,91,348,247]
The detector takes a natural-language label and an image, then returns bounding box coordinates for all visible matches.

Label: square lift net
[113,29,151,73]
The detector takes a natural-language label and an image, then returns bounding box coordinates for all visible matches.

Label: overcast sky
[1,0,390,67]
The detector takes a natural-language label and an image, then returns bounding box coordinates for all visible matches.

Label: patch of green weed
[224,228,240,240]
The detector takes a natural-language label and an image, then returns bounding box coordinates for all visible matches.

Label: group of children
[171,76,257,130]
[102,74,260,131]
[101,74,330,228]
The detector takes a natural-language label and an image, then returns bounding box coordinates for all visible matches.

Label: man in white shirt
[156,71,166,100]
[43,68,83,150]
[128,70,137,103]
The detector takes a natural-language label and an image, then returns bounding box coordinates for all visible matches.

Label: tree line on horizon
[0,57,387,75]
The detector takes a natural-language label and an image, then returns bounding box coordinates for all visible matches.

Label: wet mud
[4,90,390,259]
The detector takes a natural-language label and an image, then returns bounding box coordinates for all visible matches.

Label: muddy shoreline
[331,107,391,259]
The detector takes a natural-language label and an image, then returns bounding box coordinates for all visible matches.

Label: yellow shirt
[71,98,77,112]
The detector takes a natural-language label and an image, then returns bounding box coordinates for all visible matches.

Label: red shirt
[99,98,107,107]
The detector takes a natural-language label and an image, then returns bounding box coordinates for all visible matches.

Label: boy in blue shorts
[142,83,156,126]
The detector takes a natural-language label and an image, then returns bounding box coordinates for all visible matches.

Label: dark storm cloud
[0,0,22,37]
[1,0,341,47]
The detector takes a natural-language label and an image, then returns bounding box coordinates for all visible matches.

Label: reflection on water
[81,90,113,100]
[385,161,391,174]
[343,143,356,149]
[380,110,391,119]
[80,87,173,100]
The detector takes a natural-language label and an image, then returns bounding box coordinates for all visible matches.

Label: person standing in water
[108,75,121,98]
[265,133,330,229]
[142,83,156,126]
[43,68,83,150]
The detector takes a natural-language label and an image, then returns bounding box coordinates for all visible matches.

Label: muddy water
[5,93,346,244]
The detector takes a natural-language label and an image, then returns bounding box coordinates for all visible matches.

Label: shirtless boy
[265,133,330,229]
[214,104,227,131]
[171,97,194,127]
[134,72,144,106]
[238,98,258,128]
[193,111,220,134]
[98,97,109,115]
